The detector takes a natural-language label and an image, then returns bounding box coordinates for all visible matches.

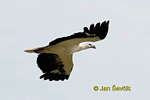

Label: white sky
[0,0,150,100]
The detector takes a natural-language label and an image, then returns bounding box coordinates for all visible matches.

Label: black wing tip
[101,20,110,24]
[83,27,89,33]
[84,20,110,39]
[91,20,110,27]
[107,20,110,24]
[100,20,110,39]
[40,73,70,81]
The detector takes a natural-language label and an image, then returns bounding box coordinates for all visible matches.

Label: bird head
[79,42,96,50]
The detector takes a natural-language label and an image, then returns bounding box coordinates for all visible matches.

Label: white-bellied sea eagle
[24,20,109,81]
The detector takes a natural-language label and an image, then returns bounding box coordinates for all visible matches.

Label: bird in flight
[24,20,109,81]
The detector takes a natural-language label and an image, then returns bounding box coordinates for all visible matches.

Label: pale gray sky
[0,0,150,100]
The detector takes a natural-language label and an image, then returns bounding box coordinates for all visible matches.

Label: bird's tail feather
[24,47,46,53]
[24,49,36,53]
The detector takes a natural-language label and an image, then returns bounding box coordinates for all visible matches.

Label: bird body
[25,21,109,81]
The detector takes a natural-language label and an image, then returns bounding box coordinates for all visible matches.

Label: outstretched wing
[49,21,109,47]
[37,53,73,81]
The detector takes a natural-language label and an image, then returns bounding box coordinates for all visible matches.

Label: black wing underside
[49,20,109,46]
[37,53,69,81]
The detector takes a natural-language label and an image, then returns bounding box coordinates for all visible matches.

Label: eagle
[24,20,109,81]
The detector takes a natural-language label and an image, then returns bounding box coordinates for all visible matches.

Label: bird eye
[89,44,92,46]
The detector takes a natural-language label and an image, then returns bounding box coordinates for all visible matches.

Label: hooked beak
[91,45,96,49]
